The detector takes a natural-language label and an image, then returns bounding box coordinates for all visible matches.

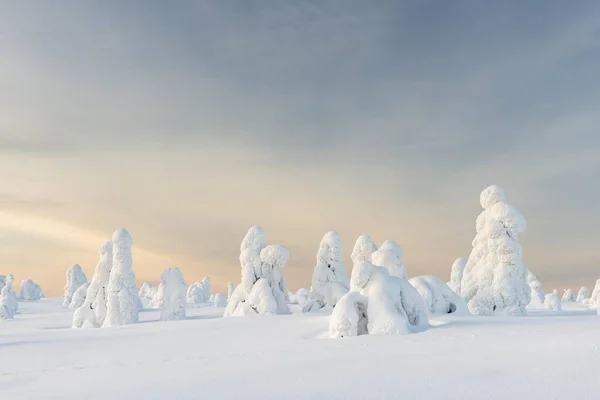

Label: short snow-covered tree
[350,234,378,264]
[460,185,530,316]
[0,275,18,320]
[63,264,88,307]
[159,267,187,321]
[577,287,589,303]
[19,279,43,300]
[303,231,350,312]
[102,228,139,327]
[409,275,469,315]
[329,261,428,338]
[138,282,157,308]
[289,288,310,305]
[561,289,575,303]
[213,293,227,307]
[589,279,600,308]
[225,226,290,317]
[448,258,467,295]
[527,271,545,308]
[371,240,407,279]
[186,277,211,304]
[544,292,561,311]
[69,282,89,309]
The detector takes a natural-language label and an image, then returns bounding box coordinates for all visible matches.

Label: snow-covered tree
[102,228,139,327]
[213,293,227,307]
[138,282,157,308]
[159,267,187,321]
[589,279,600,308]
[460,185,530,316]
[329,261,428,338]
[225,227,291,317]
[561,289,575,303]
[448,258,466,295]
[527,271,545,308]
[289,288,310,305]
[69,282,89,309]
[577,287,589,303]
[303,231,350,312]
[409,275,469,315]
[186,277,211,304]
[544,292,561,311]
[227,282,234,300]
[371,240,407,279]
[350,234,378,264]
[0,275,18,320]
[0,275,5,292]
[63,264,88,307]
[19,279,43,300]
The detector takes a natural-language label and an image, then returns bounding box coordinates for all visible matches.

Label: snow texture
[409,275,469,315]
[461,185,531,316]
[19,279,43,300]
[102,228,139,327]
[350,234,378,264]
[448,257,467,294]
[303,231,350,312]
[561,289,575,303]
[213,293,227,307]
[225,227,291,317]
[577,287,589,303]
[544,292,562,311]
[371,240,407,279]
[62,264,88,307]
[159,267,187,321]
[69,282,89,309]
[330,261,429,338]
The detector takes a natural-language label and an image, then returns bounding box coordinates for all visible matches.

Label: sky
[1,1,600,296]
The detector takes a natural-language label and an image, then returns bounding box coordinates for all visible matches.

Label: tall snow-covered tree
[371,240,407,279]
[350,234,378,264]
[460,185,530,316]
[303,231,350,312]
[561,289,575,303]
[63,264,88,307]
[448,258,467,295]
[102,228,139,327]
[225,227,290,317]
[19,279,43,300]
[577,287,589,303]
[159,267,187,321]
[589,279,600,308]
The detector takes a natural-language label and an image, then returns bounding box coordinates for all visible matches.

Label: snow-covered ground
[1,299,599,399]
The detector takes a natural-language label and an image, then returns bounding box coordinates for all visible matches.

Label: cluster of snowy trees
[1,275,45,320]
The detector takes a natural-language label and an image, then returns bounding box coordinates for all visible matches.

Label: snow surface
[1,299,599,399]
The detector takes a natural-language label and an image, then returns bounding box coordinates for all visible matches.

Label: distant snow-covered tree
[213,293,227,307]
[19,279,43,300]
[544,292,562,311]
[186,277,211,304]
[0,275,18,320]
[329,261,429,338]
[527,271,545,309]
[448,258,467,295]
[410,275,469,315]
[561,289,575,303]
[0,275,5,293]
[225,227,291,317]
[102,228,139,327]
[303,231,350,312]
[350,234,378,264]
[69,282,89,309]
[227,282,234,301]
[63,264,88,307]
[577,287,589,303]
[159,267,187,321]
[589,279,600,308]
[461,185,530,316]
[371,240,407,279]
[138,282,157,308]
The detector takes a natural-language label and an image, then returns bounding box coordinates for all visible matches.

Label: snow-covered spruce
[448,258,467,295]
[303,231,350,312]
[63,264,88,307]
[159,267,187,321]
[561,289,575,303]
[460,185,531,316]
[213,293,227,307]
[0,275,18,320]
[371,240,407,279]
[544,292,562,311]
[589,279,600,308]
[69,282,89,309]
[102,228,139,327]
[577,287,589,303]
[227,282,234,301]
[138,282,157,308]
[350,234,378,264]
[186,277,211,304]
[527,271,545,309]
[225,227,291,317]
[329,261,428,338]
[409,275,469,315]
[19,279,43,300]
